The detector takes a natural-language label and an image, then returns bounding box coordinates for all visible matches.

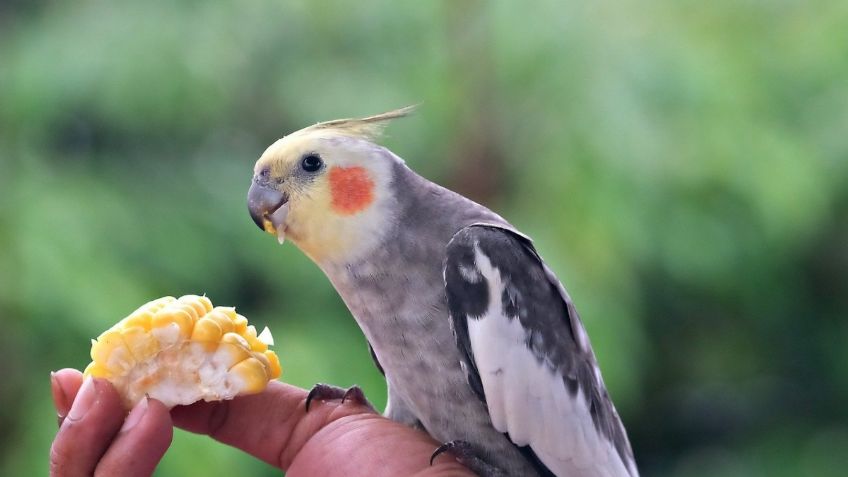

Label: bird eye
[301,154,323,172]
[259,167,270,178]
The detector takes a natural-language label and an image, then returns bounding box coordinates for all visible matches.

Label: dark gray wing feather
[444,225,637,476]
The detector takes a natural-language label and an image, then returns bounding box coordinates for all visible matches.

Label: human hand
[49,369,473,476]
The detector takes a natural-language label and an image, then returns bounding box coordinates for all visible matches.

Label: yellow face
[248,129,396,265]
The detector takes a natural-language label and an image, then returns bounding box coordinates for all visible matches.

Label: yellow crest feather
[299,105,417,141]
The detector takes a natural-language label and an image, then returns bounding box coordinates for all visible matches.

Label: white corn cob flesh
[83,295,282,409]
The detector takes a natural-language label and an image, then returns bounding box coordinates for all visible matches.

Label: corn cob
[83,295,281,409]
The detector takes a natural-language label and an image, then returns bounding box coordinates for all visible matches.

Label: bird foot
[430,440,508,477]
[305,383,376,413]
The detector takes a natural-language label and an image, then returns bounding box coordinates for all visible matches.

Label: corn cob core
[83,295,281,409]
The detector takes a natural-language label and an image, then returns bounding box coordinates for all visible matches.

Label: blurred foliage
[1,1,847,475]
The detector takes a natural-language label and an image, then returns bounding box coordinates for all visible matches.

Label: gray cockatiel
[247,107,638,477]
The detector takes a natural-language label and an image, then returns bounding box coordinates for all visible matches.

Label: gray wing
[444,225,638,477]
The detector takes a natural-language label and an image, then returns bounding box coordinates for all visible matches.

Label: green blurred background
[1,1,847,475]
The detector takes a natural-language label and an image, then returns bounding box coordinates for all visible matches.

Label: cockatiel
[247,107,638,477]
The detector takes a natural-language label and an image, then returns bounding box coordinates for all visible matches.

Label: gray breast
[323,241,540,476]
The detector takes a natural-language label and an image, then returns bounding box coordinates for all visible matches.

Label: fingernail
[67,378,99,422]
[50,372,69,418]
[121,397,148,432]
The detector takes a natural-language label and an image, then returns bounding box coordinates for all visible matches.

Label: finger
[287,413,474,477]
[94,397,173,477]
[50,369,84,425]
[171,381,375,468]
[50,378,126,477]
[172,381,472,475]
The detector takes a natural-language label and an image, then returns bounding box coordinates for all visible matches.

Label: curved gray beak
[247,181,290,243]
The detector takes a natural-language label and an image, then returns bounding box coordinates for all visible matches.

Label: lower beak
[247,181,290,243]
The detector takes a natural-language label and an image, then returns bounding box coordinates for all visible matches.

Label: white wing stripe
[467,245,630,477]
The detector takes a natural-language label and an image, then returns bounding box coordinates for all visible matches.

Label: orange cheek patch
[328,166,375,215]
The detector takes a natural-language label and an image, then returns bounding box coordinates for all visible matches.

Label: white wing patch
[467,246,631,477]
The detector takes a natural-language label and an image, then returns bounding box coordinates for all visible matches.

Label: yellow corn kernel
[83,295,281,409]
[252,351,271,373]
[218,307,238,320]
[90,330,118,362]
[232,313,248,335]
[228,357,269,394]
[243,325,268,352]
[197,295,214,312]
[179,294,213,317]
[83,361,110,379]
[170,301,201,324]
[264,350,282,379]
[210,341,252,371]
[152,307,193,338]
[146,296,177,314]
[121,309,153,330]
[191,317,223,344]
[121,326,160,361]
[206,309,235,334]
[221,332,250,354]
[90,330,135,375]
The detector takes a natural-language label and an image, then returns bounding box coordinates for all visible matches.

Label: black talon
[430,440,508,476]
[430,440,473,466]
[341,386,364,404]
[305,383,342,412]
[305,383,376,413]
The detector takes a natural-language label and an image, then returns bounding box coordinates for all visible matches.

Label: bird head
[248,106,414,264]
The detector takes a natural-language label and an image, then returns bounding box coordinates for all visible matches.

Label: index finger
[171,382,473,476]
[171,381,331,468]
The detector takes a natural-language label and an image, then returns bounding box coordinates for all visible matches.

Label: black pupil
[302,154,322,172]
